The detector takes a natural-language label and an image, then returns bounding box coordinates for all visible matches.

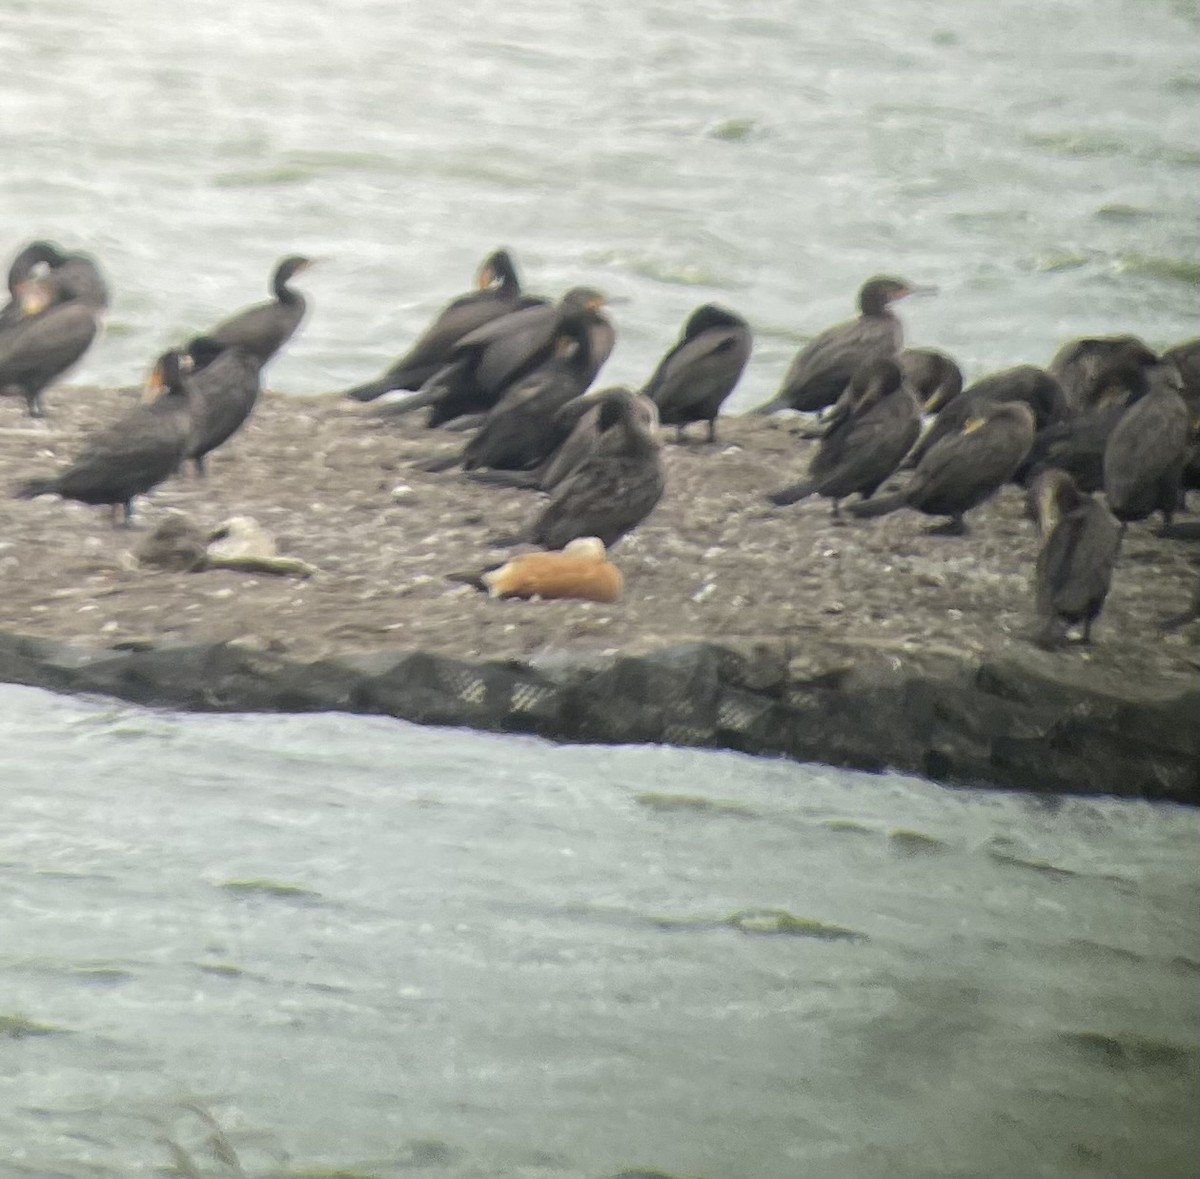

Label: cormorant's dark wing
[0,302,97,382]
[645,325,751,419]
[774,315,899,413]
[185,348,263,458]
[1036,502,1121,622]
[209,297,305,362]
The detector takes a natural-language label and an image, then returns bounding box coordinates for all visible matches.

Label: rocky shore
[1,386,1196,802]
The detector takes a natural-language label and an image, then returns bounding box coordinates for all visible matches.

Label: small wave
[216,877,324,903]
[635,790,760,818]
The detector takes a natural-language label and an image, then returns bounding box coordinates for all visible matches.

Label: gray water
[2,3,1199,1175]
[1,683,1197,1179]
[0,0,1196,406]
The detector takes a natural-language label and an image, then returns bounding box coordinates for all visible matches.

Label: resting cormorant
[1029,468,1122,648]
[206,256,313,364]
[528,387,665,550]
[899,347,964,413]
[14,350,192,526]
[1102,367,1189,528]
[466,388,659,493]
[752,275,933,415]
[767,358,920,516]
[1022,354,1158,492]
[179,336,263,477]
[458,288,611,472]
[0,289,103,417]
[344,249,541,402]
[642,304,752,443]
[849,401,1035,534]
[0,240,68,330]
[906,365,1067,472]
[1048,334,1156,413]
[393,290,614,428]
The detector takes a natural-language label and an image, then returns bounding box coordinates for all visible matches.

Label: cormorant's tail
[466,469,543,490]
[766,480,814,507]
[749,394,791,416]
[14,477,56,500]
[847,490,907,519]
[344,378,393,402]
[368,387,444,418]
[412,455,461,474]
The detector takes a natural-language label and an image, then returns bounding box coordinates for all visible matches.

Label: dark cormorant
[906,365,1067,472]
[344,249,541,402]
[179,336,263,477]
[752,275,933,415]
[1048,334,1156,413]
[14,351,192,526]
[767,358,920,516]
[1029,468,1122,648]
[0,286,103,417]
[0,240,68,330]
[1102,367,1189,528]
[466,388,659,493]
[848,401,1035,534]
[528,387,665,550]
[642,304,752,442]
[899,347,964,413]
[1022,353,1158,492]
[390,291,614,428]
[206,256,313,365]
[458,288,611,472]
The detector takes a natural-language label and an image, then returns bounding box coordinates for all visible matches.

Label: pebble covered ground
[0,386,1195,686]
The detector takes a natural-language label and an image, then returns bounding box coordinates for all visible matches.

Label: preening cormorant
[848,400,1035,534]
[459,288,611,472]
[528,387,665,550]
[1102,367,1189,528]
[1048,334,1156,413]
[179,336,263,477]
[906,365,1067,472]
[0,240,68,330]
[1029,468,1122,648]
[642,303,751,443]
[899,347,964,413]
[767,358,920,516]
[206,256,313,365]
[344,249,538,402]
[14,350,193,526]
[752,275,933,415]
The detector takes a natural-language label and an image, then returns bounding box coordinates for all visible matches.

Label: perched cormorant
[1029,468,1122,648]
[849,401,1035,534]
[906,365,1067,472]
[458,288,611,472]
[0,287,103,418]
[527,387,665,550]
[0,240,68,330]
[1048,334,1156,413]
[1022,354,1158,492]
[1102,367,1189,528]
[899,347,964,413]
[206,256,313,365]
[344,249,541,402]
[466,388,659,493]
[14,350,193,526]
[752,275,933,415]
[178,336,263,477]
[392,291,614,428]
[642,304,752,443]
[767,358,920,516]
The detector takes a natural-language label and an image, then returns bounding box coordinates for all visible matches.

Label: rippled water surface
[0,0,1196,405]
[1,685,1198,1178]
